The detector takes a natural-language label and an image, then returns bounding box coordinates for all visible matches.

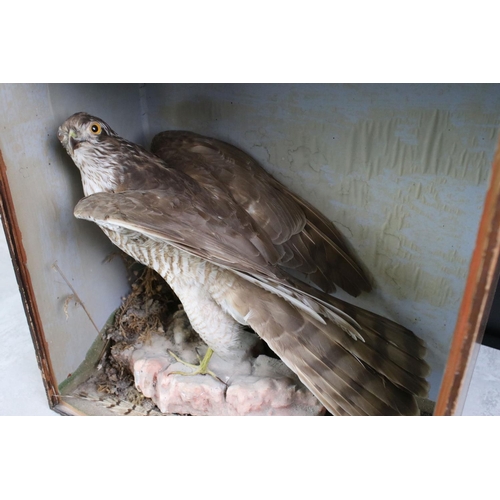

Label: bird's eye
[90,122,102,135]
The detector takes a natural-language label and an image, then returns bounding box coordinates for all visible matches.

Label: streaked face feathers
[58,112,118,155]
[58,112,160,196]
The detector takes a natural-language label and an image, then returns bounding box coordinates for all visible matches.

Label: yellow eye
[90,122,102,135]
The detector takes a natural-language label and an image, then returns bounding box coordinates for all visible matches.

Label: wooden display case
[1,83,499,415]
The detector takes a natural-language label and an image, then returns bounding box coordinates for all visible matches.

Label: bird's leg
[167,347,223,382]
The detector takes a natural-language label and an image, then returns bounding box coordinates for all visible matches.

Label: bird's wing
[75,185,368,335]
[75,185,284,281]
[150,131,372,296]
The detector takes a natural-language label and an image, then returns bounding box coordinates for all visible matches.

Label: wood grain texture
[0,150,60,409]
[435,137,500,415]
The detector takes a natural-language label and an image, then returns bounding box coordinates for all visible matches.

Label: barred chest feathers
[99,225,252,359]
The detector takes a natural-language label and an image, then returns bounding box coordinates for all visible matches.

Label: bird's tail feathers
[223,276,429,416]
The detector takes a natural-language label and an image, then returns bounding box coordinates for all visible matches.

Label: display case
[1,83,499,415]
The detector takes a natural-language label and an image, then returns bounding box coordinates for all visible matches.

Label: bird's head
[58,112,128,196]
[58,112,118,159]
[58,112,172,196]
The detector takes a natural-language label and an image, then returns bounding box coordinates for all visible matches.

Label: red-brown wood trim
[0,150,60,409]
[434,137,500,415]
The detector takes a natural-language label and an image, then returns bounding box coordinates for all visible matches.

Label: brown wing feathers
[151,131,372,297]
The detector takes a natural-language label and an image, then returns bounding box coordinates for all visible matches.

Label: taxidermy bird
[58,112,430,416]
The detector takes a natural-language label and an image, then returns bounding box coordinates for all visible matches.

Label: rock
[117,327,324,416]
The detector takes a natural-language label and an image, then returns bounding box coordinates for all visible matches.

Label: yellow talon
[167,348,222,383]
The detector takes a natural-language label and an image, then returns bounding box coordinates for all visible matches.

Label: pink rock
[117,318,325,416]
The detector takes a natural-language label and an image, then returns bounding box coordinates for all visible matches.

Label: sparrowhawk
[58,112,430,416]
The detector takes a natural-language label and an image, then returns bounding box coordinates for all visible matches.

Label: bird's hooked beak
[57,127,82,154]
